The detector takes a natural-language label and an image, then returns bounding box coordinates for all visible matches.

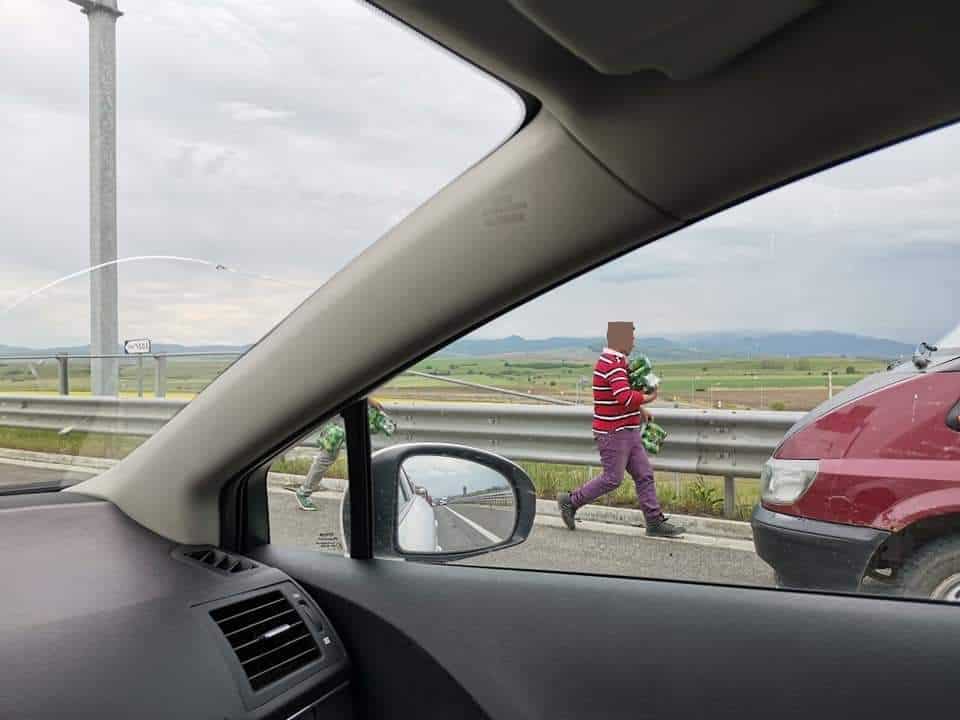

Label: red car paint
[765,371,960,532]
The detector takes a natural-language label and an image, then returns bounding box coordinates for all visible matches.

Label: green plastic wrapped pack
[369,406,397,436]
[313,405,396,456]
[316,423,347,455]
[641,421,668,455]
[628,354,661,392]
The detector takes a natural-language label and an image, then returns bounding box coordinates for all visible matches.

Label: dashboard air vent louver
[184,547,257,574]
[210,590,321,692]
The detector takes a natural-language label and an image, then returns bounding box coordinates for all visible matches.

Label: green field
[381,355,886,410]
[0,426,144,459]
[0,357,234,397]
[0,353,887,410]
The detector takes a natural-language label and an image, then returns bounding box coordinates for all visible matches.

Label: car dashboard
[0,493,351,719]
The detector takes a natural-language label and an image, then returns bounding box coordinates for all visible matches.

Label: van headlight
[760,458,819,504]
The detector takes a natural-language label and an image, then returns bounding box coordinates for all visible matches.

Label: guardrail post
[723,475,736,519]
[154,356,167,399]
[57,354,69,396]
[136,355,144,398]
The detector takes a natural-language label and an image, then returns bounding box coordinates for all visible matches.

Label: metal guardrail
[0,395,186,436]
[370,402,800,476]
[449,490,515,507]
[0,352,245,398]
[0,395,803,517]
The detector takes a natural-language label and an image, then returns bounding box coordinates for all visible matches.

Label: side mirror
[340,443,536,562]
[912,341,939,370]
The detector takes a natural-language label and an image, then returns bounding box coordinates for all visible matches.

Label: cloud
[472,121,960,345]
[2,0,957,354]
[219,101,294,123]
[701,125,960,248]
[0,0,521,348]
[595,268,677,284]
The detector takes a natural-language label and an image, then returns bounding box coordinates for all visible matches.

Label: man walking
[558,322,685,537]
[287,398,395,511]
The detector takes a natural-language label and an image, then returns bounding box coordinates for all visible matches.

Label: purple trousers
[570,429,662,521]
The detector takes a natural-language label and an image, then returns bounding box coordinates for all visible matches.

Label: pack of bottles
[316,423,347,455]
[312,405,396,455]
[629,354,666,453]
[628,354,661,392]
[641,421,668,455]
[369,406,397,436]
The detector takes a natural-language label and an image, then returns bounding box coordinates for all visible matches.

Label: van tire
[892,535,960,601]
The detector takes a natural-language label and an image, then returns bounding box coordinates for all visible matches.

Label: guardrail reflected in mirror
[397,454,517,554]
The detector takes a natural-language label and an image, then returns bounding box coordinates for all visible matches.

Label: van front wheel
[893,535,960,602]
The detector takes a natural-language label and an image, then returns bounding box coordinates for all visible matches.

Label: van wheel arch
[867,514,960,595]
[889,535,960,601]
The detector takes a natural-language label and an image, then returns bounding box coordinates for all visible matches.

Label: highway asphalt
[266,488,776,587]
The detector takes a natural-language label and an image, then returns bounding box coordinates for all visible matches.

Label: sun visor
[508,0,821,79]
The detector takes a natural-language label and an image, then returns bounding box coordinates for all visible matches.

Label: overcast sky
[2,0,957,350]
[482,126,960,345]
[1,0,521,347]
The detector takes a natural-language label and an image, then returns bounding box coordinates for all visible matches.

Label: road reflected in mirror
[397,455,517,554]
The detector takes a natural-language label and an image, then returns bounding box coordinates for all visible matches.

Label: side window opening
[361,121,960,603]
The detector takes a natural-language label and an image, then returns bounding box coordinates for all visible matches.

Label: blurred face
[607,322,635,354]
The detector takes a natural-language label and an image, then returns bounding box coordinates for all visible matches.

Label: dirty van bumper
[752,506,890,592]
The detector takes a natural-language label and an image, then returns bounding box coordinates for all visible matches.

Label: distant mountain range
[440,331,914,361]
[0,331,915,361]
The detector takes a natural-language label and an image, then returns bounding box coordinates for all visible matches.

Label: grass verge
[0,426,144,459]
[0,426,758,521]
[269,453,758,521]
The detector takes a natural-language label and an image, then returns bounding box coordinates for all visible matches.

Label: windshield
[1,0,521,492]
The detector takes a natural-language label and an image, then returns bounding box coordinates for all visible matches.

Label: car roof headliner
[373,0,960,221]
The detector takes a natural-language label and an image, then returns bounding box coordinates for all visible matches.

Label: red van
[753,328,960,600]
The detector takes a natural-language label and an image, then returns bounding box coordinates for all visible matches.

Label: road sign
[123,338,151,355]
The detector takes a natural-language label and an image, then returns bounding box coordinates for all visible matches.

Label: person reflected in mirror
[286,398,396,511]
[557,322,685,537]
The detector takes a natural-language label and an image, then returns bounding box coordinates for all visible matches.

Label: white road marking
[442,505,501,544]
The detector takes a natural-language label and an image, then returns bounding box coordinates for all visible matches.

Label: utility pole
[753,374,764,409]
[69,0,122,396]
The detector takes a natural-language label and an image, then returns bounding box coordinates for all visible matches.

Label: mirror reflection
[397,455,517,554]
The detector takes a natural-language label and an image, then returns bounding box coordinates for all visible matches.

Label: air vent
[210,590,321,692]
[182,547,258,574]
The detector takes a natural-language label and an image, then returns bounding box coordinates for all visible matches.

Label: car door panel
[254,546,956,720]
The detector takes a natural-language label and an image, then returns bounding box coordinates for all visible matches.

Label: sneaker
[293,489,318,512]
[646,515,685,538]
[557,492,577,530]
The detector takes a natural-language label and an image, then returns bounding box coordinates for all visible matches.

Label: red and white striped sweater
[592,348,650,434]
